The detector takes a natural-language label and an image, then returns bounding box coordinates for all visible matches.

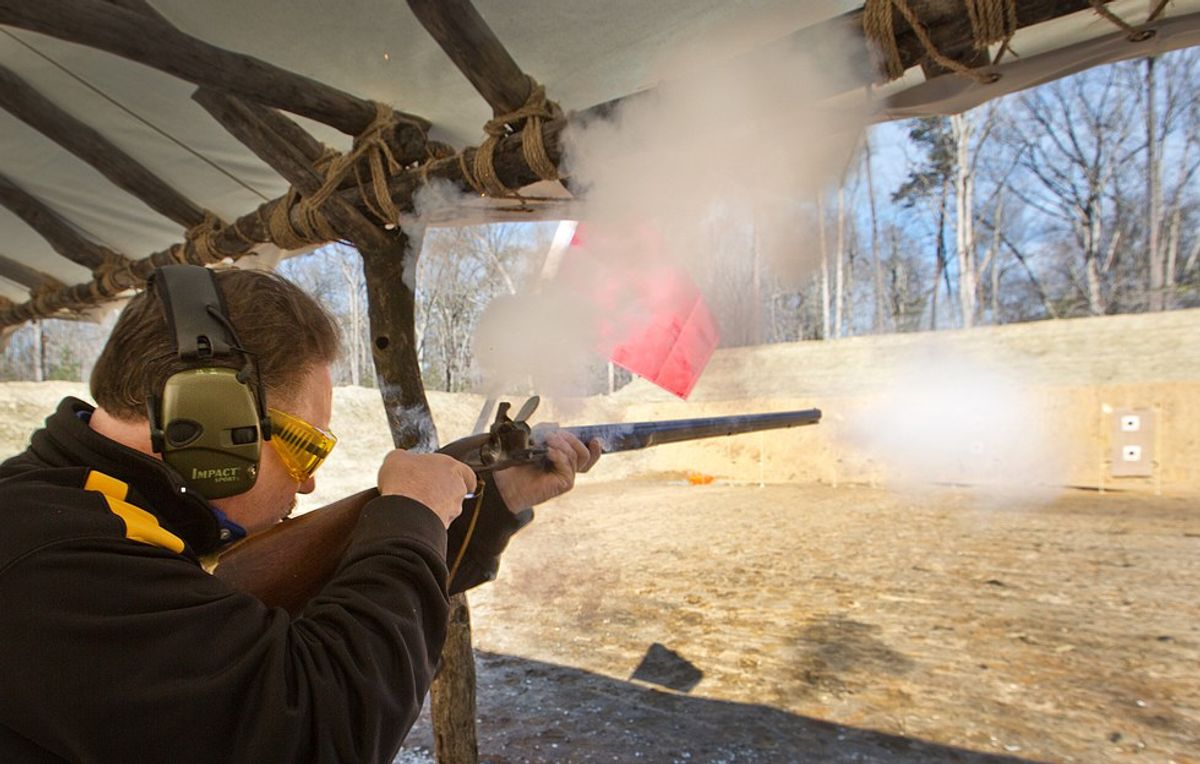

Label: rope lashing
[89,250,133,299]
[180,211,228,265]
[459,76,563,198]
[30,279,67,316]
[264,102,417,241]
[863,0,1017,84]
[417,141,455,187]
[965,0,1018,49]
[1089,0,1171,42]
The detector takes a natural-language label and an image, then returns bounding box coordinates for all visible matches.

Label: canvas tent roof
[0,0,1198,311]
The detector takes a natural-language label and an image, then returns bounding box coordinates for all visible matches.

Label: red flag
[558,224,719,399]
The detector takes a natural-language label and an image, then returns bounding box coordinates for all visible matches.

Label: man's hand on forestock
[493,428,601,511]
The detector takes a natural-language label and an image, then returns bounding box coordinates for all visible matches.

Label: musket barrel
[564,409,821,453]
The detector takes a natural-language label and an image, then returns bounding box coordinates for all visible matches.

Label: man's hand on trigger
[377,450,475,528]
[492,428,601,512]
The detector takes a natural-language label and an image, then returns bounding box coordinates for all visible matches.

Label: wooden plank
[191,88,390,249]
[0,172,125,270]
[406,0,531,115]
[0,0,430,137]
[0,63,206,229]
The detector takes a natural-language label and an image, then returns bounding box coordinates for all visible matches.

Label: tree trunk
[817,197,831,340]
[863,134,885,333]
[1165,205,1181,301]
[1145,56,1165,312]
[834,184,847,339]
[1084,205,1105,316]
[952,112,976,327]
[337,254,363,386]
[31,319,43,382]
[930,179,950,330]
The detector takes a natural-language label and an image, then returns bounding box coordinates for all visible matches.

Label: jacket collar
[23,397,226,555]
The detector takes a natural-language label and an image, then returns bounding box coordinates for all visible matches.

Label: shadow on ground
[398,651,1044,763]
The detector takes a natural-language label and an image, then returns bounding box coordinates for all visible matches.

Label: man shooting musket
[0,264,820,762]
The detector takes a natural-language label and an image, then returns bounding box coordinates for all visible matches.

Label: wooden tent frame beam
[0,63,207,229]
[0,106,570,327]
[406,0,532,115]
[0,172,129,271]
[0,0,430,137]
[0,252,63,293]
[191,88,392,251]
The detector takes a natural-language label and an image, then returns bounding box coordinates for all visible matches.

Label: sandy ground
[394,481,1200,764]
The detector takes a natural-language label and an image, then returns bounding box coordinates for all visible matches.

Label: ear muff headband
[147,265,268,500]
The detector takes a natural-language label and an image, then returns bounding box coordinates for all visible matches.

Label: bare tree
[1005,66,1138,315]
[893,117,956,329]
[862,133,886,332]
[416,224,537,392]
[1145,55,1164,311]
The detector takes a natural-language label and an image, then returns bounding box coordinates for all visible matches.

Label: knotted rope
[451,77,562,198]
[174,211,228,265]
[30,279,67,316]
[89,249,134,300]
[266,102,417,246]
[863,0,1017,83]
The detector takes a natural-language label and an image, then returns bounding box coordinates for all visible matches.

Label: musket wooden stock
[213,488,377,615]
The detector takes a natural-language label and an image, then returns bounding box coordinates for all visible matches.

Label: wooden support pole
[191,88,391,250]
[0,0,429,138]
[406,0,532,115]
[0,172,127,270]
[0,63,207,229]
[432,595,478,764]
[358,227,480,763]
[360,228,435,451]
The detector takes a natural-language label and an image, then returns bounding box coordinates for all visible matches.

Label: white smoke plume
[843,347,1068,505]
[474,22,872,396]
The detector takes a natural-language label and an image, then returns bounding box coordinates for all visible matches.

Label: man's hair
[91,268,342,420]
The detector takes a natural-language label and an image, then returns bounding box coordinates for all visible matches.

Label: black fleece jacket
[0,397,530,763]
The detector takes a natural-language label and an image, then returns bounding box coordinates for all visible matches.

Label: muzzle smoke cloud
[843,347,1068,504]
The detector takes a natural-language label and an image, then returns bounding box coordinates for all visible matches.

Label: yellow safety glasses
[267,408,337,483]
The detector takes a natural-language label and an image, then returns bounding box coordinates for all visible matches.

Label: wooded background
[4,47,1197,394]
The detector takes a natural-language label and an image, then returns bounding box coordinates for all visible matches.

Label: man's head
[90,267,342,533]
